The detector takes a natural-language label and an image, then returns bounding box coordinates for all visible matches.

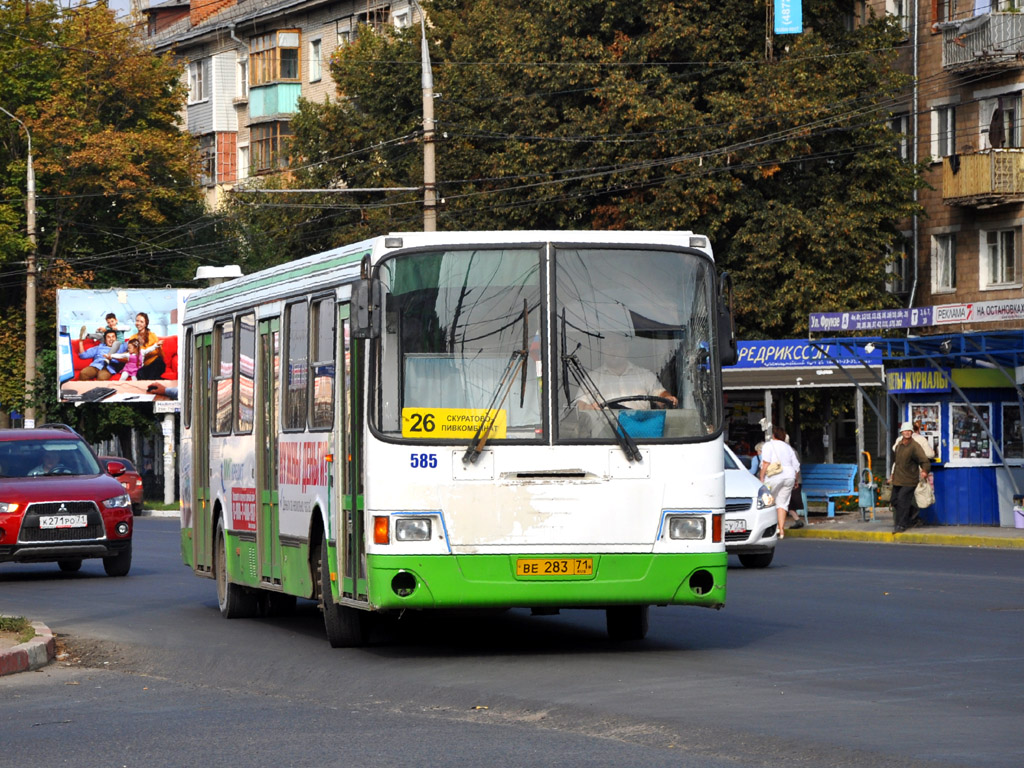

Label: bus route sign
[401,407,508,440]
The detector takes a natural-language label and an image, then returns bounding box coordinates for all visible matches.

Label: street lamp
[0,106,37,428]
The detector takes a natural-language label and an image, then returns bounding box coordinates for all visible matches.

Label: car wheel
[102,545,132,577]
[215,517,259,618]
[606,605,649,641]
[738,551,775,569]
[318,537,369,647]
[58,558,82,573]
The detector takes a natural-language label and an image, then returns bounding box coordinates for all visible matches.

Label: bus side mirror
[717,271,737,366]
[352,278,382,339]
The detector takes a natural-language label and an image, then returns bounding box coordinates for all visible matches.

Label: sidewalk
[786,505,1024,549]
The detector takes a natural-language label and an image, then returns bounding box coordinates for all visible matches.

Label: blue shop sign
[731,340,881,370]
[886,368,952,393]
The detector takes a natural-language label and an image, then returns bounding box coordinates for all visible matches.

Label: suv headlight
[103,492,131,509]
[757,486,774,509]
[0,502,19,514]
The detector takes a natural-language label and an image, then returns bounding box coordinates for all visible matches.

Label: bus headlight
[396,518,431,542]
[667,515,705,540]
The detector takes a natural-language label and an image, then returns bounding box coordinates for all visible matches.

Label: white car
[724,445,778,568]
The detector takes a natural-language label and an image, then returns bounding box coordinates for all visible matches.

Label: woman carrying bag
[759,427,802,538]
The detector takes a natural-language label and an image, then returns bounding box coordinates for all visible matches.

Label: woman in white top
[759,426,802,539]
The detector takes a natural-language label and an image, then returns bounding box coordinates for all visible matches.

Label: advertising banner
[774,0,803,34]
[57,289,192,405]
[886,368,952,393]
[730,339,882,369]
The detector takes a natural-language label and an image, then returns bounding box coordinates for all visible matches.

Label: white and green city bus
[179,231,736,645]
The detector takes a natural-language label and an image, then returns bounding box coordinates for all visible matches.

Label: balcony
[943,149,1024,207]
[942,13,1024,73]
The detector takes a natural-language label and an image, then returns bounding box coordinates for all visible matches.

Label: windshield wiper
[562,344,642,464]
[462,348,527,465]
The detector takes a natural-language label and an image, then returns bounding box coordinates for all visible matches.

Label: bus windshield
[373,243,720,443]
[555,246,720,441]
[376,247,544,440]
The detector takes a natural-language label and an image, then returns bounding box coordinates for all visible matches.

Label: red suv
[0,427,133,576]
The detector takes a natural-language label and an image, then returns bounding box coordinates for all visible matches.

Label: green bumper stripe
[366,553,726,610]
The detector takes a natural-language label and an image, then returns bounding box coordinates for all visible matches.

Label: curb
[0,622,56,677]
[786,527,1024,549]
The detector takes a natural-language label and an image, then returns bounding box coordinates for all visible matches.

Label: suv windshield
[0,439,102,478]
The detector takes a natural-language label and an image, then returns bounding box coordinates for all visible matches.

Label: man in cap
[888,421,931,533]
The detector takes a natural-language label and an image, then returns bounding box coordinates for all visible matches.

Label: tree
[0,0,213,425]
[232,0,922,339]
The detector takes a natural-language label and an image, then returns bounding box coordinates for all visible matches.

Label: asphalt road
[1,518,1022,768]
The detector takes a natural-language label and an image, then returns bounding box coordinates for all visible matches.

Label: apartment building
[145,0,415,208]
[865,0,1024,331]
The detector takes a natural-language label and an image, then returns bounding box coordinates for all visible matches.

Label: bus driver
[575,333,677,411]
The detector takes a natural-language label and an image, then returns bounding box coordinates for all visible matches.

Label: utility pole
[1,106,37,428]
[418,5,437,232]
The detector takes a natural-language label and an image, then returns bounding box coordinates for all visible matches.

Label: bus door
[257,318,281,584]
[339,307,367,600]
[192,332,213,573]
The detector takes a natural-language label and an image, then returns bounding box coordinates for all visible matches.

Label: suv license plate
[40,514,88,529]
[725,519,746,533]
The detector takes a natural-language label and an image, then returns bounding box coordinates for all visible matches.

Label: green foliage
[230,0,923,339]
[0,0,216,419]
[0,614,35,644]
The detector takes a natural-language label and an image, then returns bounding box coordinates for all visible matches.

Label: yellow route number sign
[402,408,507,440]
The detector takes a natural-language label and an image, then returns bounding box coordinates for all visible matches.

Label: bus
[179,230,736,645]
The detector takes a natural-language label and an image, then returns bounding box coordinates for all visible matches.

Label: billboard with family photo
[56,289,192,405]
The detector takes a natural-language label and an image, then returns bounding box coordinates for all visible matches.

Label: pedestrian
[749,442,763,476]
[892,421,935,527]
[888,421,931,533]
[759,426,802,539]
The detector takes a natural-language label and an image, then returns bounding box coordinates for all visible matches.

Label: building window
[890,113,911,161]
[309,39,322,82]
[886,244,910,295]
[188,58,209,103]
[393,9,411,28]
[981,228,1020,288]
[238,145,250,180]
[886,0,910,37]
[198,134,216,187]
[937,0,958,23]
[932,234,957,293]
[931,106,955,159]
[236,59,248,99]
[250,30,301,86]
[982,94,1021,150]
[251,121,293,173]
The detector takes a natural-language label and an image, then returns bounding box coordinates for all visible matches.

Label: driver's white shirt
[576,362,666,410]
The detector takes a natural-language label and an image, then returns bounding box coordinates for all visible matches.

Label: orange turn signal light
[373,515,390,545]
[712,512,723,543]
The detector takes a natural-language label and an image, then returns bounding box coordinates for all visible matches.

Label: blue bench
[799,463,858,519]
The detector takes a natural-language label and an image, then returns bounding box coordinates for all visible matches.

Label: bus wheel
[216,518,259,618]
[606,605,649,641]
[318,537,369,648]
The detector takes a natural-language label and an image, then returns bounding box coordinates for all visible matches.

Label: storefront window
[949,403,992,465]
[1001,402,1024,462]
[908,403,940,460]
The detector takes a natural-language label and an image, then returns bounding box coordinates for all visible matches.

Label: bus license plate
[39,515,88,529]
[516,558,593,577]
